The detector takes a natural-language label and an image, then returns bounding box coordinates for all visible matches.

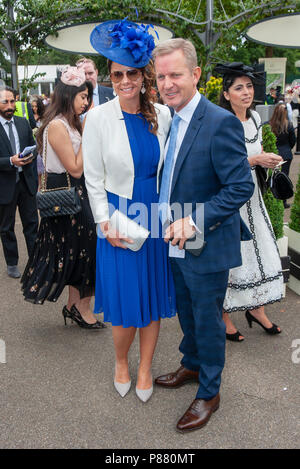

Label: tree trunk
[7,1,18,90]
[265,46,273,58]
[10,42,18,90]
[0,38,18,90]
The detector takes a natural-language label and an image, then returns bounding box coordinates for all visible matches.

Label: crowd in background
[0,21,298,433]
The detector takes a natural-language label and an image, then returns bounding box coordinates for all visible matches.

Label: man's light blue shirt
[166,92,201,200]
[93,85,100,107]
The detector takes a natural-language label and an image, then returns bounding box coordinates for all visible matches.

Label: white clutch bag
[109,209,150,251]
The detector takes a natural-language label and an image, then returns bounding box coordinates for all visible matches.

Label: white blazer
[82,96,172,223]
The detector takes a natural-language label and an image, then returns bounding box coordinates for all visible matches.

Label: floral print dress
[21,117,96,303]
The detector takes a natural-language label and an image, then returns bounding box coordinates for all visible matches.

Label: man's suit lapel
[0,121,13,155]
[170,97,207,196]
[98,85,110,105]
[14,117,26,153]
[97,85,103,105]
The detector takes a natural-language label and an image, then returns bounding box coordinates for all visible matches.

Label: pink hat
[61,66,86,87]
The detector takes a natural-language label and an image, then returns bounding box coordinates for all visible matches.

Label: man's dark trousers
[0,172,38,266]
[0,115,38,268]
[170,258,229,400]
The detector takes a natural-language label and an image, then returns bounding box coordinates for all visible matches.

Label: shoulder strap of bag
[40,124,49,192]
[249,111,258,130]
[40,121,71,192]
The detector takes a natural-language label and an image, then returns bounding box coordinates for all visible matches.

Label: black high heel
[226,331,244,342]
[245,310,281,335]
[70,304,107,330]
[62,305,73,325]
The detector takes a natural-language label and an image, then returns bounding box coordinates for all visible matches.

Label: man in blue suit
[153,39,254,432]
[76,58,114,108]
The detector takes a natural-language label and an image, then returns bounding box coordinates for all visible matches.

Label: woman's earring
[113,88,117,97]
[141,83,146,95]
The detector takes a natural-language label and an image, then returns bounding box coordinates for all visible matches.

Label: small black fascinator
[213,62,265,91]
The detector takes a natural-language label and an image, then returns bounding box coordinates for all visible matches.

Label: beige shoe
[136,385,153,403]
[114,380,131,397]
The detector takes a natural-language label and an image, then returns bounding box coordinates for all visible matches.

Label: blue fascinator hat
[90,18,158,68]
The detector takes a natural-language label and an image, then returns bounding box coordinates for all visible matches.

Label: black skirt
[21,173,96,304]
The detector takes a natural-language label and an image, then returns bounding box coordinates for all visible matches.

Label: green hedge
[262,124,284,240]
[289,166,300,233]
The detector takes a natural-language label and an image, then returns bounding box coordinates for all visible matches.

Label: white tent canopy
[18,65,61,82]
[45,22,174,55]
[246,13,300,48]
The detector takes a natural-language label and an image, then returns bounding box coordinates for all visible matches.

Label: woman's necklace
[244,116,263,144]
[245,127,262,144]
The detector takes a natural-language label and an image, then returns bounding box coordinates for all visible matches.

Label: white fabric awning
[18,65,67,83]
[246,13,300,48]
[45,22,174,55]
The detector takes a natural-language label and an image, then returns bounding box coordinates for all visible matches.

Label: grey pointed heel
[114,380,131,397]
[136,385,153,403]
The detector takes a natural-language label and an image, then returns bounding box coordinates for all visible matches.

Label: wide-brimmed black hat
[214,62,265,90]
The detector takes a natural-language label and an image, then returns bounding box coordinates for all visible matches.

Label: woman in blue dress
[83,19,176,402]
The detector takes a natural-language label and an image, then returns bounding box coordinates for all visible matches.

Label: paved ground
[0,156,299,450]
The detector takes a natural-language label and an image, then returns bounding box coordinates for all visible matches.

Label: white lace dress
[223,111,283,312]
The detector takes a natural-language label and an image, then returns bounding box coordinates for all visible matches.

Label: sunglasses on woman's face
[110,69,142,83]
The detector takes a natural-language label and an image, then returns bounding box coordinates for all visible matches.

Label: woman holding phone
[215,62,284,342]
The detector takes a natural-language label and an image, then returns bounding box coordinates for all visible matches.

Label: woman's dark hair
[218,74,254,118]
[107,59,158,134]
[31,96,45,120]
[269,103,289,136]
[37,80,93,152]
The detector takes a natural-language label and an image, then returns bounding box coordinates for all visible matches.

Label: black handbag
[36,183,82,218]
[249,113,268,195]
[36,124,82,218]
[250,112,294,200]
[269,168,294,200]
[255,166,268,195]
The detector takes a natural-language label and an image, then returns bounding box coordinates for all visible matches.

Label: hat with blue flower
[90,18,158,68]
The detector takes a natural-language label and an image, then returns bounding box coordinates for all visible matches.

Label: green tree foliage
[262,124,284,240]
[155,0,300,78]
[2,0,300,88]
[0,0,156,87]
[199,76,223,104]
[289,167,300,233]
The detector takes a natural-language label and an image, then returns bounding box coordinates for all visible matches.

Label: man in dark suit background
[76,57,114,107]
[0,86,38,278]
[153,39,254,432]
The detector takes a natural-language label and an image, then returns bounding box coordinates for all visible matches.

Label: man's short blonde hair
[75,57,97,71]
[152,38,198,72]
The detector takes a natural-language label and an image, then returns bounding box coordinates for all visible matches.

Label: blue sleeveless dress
[94,112,176,328]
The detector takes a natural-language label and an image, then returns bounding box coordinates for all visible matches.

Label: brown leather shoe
[176,394,220,433]
[155,365,199,388]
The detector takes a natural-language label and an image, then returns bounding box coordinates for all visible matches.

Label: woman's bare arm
[48,120,83,178]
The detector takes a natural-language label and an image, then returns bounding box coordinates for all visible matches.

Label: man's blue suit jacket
[98,85,114,104]
[168,95,255,274]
